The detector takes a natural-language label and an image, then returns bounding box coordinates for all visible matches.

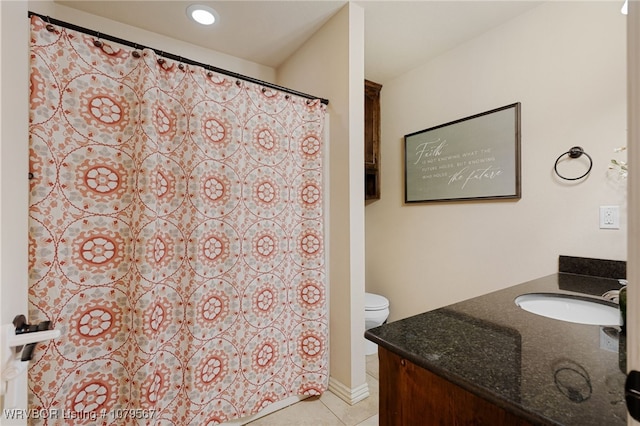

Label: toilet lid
[365,292,389,311]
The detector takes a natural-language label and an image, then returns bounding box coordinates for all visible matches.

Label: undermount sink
[514,293,621,326]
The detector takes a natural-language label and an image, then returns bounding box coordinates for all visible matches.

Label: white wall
[278,2,368,401]
[365,1,628,321]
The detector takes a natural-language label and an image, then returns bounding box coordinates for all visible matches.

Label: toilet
[364,292,390,355]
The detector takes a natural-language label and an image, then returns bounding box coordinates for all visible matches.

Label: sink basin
[514,293,621,326]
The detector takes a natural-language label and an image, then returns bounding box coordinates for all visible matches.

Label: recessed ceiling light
[187,4,218,26]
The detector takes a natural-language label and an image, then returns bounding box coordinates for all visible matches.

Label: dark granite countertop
[365,270,628,425]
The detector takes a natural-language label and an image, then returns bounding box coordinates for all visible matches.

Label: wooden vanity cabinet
[365,80,382,201]
[378,347,534,426]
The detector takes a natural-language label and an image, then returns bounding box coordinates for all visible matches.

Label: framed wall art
[404,102,521,203]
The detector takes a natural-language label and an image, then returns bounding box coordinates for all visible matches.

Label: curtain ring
[93,33,103,48]
[178,57,185,71]
[131,44,141,58]
[157,52,165,65]
[45,16,55,32]
[554,146,593,181]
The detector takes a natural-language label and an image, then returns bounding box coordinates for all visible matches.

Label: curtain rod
[28,11,329,106]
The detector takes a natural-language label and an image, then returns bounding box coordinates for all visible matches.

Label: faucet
[602,279,628,303]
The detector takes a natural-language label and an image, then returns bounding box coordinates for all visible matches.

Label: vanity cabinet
[365,80,382,200]
[378,347,534,426]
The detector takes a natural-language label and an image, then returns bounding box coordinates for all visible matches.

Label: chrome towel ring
[554,146,593,181]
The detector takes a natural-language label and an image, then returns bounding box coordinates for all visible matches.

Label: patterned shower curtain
[27,15,328,425]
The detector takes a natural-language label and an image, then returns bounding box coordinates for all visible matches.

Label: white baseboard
[327,376,370,405]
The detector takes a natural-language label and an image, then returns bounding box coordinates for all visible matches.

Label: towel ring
[554,146,593,181]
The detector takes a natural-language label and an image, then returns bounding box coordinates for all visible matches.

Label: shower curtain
[27,15,328,425]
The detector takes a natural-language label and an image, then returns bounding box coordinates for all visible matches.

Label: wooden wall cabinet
[378,347,534,426]
[365,80,382,201]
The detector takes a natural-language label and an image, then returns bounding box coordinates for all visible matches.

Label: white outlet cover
[599,205,620,229]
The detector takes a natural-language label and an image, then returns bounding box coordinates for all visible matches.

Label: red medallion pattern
[27,16,327,425]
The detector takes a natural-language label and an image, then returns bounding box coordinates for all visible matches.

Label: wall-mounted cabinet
[365,80,382,201]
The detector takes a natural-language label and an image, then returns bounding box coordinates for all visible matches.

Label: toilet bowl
[364,292,390,355]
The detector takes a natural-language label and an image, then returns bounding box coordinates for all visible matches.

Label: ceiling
[55,1,543,84]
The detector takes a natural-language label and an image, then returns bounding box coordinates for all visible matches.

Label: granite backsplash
[559,255,626,280]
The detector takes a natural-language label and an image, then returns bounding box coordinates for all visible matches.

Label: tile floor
[247,354,380,426]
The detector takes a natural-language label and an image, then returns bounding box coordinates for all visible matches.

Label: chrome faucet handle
[602,289,620,303]
[602,280,628,304]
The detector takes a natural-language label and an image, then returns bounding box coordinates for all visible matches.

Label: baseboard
[327,376,370,405]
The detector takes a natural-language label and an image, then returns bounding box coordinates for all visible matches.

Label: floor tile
[355,414,379,426]
[247,396,344,425]
[246,355,380,425]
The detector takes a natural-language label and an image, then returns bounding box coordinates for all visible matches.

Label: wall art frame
[404,102,521,203]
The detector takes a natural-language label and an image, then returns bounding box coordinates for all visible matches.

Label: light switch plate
[599,205,620,229]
